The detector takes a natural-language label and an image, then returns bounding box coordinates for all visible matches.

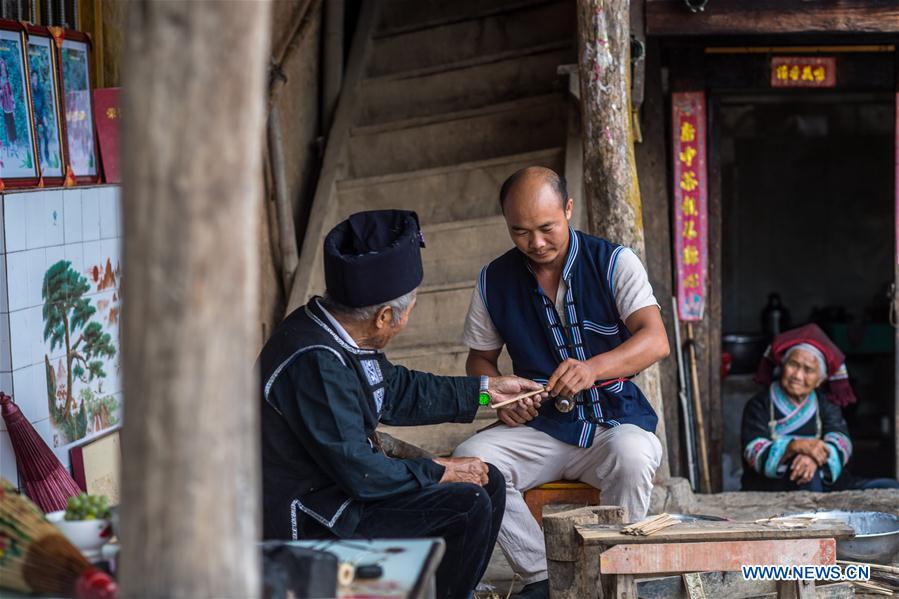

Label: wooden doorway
[668,44,899,488]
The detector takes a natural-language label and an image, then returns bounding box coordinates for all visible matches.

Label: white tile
[64,243,84,278]
[28,306,47,367]
[0,255,7,313]
[44,191,64,247]
[49,426,70,468]
[6,251,27,312]
[45,245,65,275]
[31,364,50,422]
[100,238,121,283]
[4,194,26,253]
[63,189,83,244]
[25,191,47,250]
[103,347,120,395]
[11,365,47,423]
[82,188,100,242]
[8,310,31,371]
[99,187,118,239]
[0,313,9,372]
[82,240,101,286]
[24,248,46,309]
[0,431,17,485]
[112,186,122,234]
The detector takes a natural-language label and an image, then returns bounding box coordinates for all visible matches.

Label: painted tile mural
[1,186,121,483]
[43,255,121,446]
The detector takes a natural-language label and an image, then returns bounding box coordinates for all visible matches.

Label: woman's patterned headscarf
[755,323,856,406]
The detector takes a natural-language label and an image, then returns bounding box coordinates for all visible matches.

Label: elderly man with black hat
[258,209,545,599]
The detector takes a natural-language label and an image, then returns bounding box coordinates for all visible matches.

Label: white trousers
[453,423,662,584]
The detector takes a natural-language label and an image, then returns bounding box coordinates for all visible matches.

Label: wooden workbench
[543,507,854,599]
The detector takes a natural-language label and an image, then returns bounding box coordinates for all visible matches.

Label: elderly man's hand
[789,454,818,484]
[488,376,548,404]
[434,457,489,486]
[486,376,547,427]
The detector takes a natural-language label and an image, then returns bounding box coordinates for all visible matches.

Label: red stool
[523,480,601,527]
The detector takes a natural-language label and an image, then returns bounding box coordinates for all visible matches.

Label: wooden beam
[646,0,899,36]
[118,0,269,595]
[599,538,837,574]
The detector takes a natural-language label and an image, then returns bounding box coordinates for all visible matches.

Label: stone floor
[475,480,899,598]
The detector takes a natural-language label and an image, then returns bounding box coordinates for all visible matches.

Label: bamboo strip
[490,388,546,409]
[621,513,679,536]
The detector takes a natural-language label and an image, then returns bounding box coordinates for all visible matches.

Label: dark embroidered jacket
[258,298,479,539]
[741,383,851,490]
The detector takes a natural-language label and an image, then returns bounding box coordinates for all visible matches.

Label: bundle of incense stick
[489,388,546,410]
[0,478,117,598]
[621,513,679,536]
[852,580,894,596]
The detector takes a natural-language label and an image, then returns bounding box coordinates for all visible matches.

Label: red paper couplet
[672,91,708,322]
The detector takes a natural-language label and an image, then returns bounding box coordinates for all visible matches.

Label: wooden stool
[523,480,600,527]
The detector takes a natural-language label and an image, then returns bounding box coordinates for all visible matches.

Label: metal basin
[786,511,899,564]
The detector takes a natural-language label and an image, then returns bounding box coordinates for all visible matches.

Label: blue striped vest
[479,228,658,447]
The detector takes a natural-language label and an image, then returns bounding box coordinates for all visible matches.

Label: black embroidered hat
[323,209,425,308]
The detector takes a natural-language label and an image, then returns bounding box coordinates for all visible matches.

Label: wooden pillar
[706,96,724,491]
[634,39,681,478]
[118,1,270,596]
[576,0,670,479]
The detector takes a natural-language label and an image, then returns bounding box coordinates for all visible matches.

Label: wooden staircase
[290,0,580,455]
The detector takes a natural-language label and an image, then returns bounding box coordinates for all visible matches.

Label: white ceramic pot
[46,510,112,556]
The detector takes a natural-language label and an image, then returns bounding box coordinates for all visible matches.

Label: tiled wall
[0,186,122,486]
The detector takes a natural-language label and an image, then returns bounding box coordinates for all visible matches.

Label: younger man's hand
[547,358,595,398]
[497,396,541,427]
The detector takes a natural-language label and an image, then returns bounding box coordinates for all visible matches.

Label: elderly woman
[741,324,899,492]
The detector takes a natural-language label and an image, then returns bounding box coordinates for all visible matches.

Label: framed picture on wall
[0,20,40,186]
[56,30,98,183]
[69,428,121,504]
[25,26,66,184]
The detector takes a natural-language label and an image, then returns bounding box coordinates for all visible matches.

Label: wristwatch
[478,375,491,406]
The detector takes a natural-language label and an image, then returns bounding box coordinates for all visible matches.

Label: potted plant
[46,492,113,557]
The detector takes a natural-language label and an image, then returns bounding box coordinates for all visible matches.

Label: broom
[1,392,82,512]
[0,478,117,598]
